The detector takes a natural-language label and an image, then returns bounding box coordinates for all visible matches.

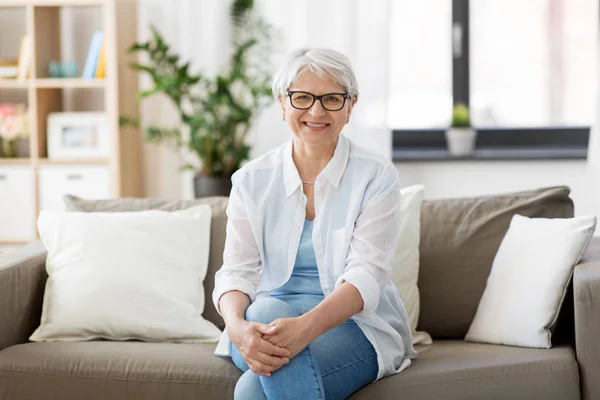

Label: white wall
[395,160,598,223]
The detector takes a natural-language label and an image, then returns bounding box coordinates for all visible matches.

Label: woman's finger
[251,322,273,335]
[247,359,272,377]
[262,333,284,346]
[246,331,289,357]
[255,351,289,368]
[258,337,290,358]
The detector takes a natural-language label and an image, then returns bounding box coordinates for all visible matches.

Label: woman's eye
[325,96,341,103]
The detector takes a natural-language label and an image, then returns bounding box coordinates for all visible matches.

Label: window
[391,0,597,159]
[388,0,452,129]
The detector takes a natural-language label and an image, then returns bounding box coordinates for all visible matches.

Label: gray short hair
[271,48,359,101]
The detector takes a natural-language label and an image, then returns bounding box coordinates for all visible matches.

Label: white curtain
[137,0,392,199]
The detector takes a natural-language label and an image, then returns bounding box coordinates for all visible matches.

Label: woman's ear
[346,96,357,123]
[277,95,286,121]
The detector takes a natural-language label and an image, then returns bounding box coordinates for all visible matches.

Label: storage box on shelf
[0,166,36,242]
[38,165,110,211]
[0,0,142,246]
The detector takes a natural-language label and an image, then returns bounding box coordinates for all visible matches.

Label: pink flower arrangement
[0,103,29,141]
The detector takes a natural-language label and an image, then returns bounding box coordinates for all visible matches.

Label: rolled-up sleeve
[334,165,402,318]
[212,176,263,314]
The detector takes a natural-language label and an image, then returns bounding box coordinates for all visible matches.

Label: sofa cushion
[0,342,241,400]
[31,206,221,343]
[63,195,229,330]
[392,185,432,345]
[418,186,574,339]
[351,340,580,400]
[465,214,596,349]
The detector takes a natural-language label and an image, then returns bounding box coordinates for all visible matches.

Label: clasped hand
[230,316,315,377]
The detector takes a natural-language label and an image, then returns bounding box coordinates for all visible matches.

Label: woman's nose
[308,99,326,117]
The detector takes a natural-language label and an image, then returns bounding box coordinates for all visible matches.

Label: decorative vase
[193,175,233,198]
[445,128,477,157]
[15,137,30,157]
[0,138,17,158]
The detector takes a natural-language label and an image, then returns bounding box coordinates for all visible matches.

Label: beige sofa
[1,186,599,400]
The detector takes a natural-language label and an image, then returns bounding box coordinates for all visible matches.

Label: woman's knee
[246,298,297,324]
[234,370,266,400]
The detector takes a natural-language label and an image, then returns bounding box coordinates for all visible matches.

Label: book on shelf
[82,31,104,79]
[0,59,18,79]
[95,41,106,79]
[17,35,32,81]
[0,67,18,79]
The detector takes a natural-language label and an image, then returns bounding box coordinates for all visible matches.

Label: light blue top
[271,219,324,297]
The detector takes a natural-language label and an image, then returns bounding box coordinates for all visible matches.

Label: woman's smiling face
[279,70,355,146]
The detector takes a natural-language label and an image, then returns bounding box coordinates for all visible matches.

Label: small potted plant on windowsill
[445,103,476,157]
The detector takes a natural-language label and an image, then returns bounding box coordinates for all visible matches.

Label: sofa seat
[0,341,241,400]
[351,340,580,400]
[0,340,580,400]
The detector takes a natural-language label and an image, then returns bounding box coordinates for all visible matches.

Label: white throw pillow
[392,185,432,345]
[31,205,222,343]
[465,214,597,348]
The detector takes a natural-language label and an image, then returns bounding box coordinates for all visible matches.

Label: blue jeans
[230,297,378,400]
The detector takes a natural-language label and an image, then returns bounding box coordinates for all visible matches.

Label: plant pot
[193,175,233,198]
[445,128,477,157]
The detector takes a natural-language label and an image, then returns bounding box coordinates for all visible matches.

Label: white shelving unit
[0,0,143,245]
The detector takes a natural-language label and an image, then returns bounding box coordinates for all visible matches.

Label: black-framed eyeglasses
[287,91,350,111]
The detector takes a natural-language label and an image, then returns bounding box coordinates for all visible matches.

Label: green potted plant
[445,103,476,157]
[123,0,274,197]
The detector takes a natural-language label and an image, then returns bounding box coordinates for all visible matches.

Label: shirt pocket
[331,225,354,275]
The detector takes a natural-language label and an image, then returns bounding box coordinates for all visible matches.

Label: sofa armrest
[574,237,600,400]
[0,241,47,351]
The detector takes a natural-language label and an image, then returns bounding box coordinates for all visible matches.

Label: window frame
[392,0,592,161]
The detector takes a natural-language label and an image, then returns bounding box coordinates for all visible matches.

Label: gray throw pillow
[63,195,229,330]
[417,186,574,339]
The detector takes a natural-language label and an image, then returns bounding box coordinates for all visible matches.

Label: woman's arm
[213,180,262,314]
[301,282,363,336]
[219,290,251,327]
[333,164,402,318]
[213,179,290,376]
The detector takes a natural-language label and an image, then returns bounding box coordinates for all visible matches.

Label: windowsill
[392,147,588,162]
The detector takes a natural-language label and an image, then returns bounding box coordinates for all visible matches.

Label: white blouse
[212,134,416,380]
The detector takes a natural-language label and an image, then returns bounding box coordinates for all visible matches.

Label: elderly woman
[212,48,415,399]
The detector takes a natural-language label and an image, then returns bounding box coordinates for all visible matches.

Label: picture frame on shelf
[47,112,109,160]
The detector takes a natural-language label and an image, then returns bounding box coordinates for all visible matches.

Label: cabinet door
[0,166,36,241]
[39,165,111,211]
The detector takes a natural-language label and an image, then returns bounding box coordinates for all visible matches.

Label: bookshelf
[0,0,143,245]
[0,80,28,88]
[35,78,108,88]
